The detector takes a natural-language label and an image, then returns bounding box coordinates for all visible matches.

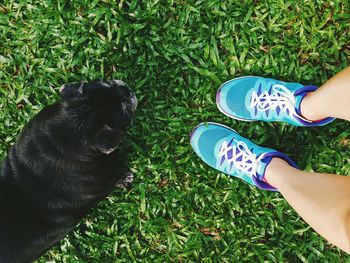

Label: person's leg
[264,66,350,253]
[194,67,350,252]
[301,66,350,122]
[265,159,350,254]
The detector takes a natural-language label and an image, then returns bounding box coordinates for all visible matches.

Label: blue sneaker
[190,122,298,191]
[216,76,335,127]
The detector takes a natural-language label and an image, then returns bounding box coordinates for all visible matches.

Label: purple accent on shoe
[294,85,335,126]
[252,169,277,191]
[294,85,318,96]
[266,109,270,117]
[227,139,233,147]
[235,147,240,155]
[268,86,272,95]
[236,155,242,162]
[257,84,262,95]
[276,106,280,116]
[220,156,225,166]
[227,149,233,159]
[252,151,299,191]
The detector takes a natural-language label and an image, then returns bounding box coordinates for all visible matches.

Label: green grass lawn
[1,0,350,262]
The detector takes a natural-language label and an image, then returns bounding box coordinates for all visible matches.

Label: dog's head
[60,80,137,154]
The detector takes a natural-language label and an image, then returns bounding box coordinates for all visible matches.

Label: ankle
[300,92,329,121]
[264,158,294,189]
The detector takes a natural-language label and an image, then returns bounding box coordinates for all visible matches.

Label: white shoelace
[218,139,264,176]
[250,84,298,117]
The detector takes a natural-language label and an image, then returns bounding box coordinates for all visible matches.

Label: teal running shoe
[216,76,335,127]
[190,122,298,191]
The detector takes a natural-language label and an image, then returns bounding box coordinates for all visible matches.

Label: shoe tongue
[253,153,278,191]
[294,92,305,117]
[256,154,273,179]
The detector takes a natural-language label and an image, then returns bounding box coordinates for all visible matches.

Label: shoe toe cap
[190,123,234,167]
[217,77,257,119]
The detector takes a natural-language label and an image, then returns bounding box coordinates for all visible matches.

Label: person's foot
[190,122,298,191]
[216,76,335,126]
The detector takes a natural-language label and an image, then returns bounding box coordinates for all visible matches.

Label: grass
[1,0,350,262]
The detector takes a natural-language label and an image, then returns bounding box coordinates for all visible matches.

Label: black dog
[0,80,137,263]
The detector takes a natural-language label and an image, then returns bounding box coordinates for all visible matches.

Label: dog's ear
[94,124,124,154]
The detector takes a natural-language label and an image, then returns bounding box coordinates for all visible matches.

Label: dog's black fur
[0,80,137,263]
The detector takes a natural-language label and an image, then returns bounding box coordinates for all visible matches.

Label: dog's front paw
[115,171,134,188]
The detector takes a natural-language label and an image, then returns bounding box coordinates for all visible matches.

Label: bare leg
[265,159,350,253]
[264,66,350,253]
[301,66,350,121]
